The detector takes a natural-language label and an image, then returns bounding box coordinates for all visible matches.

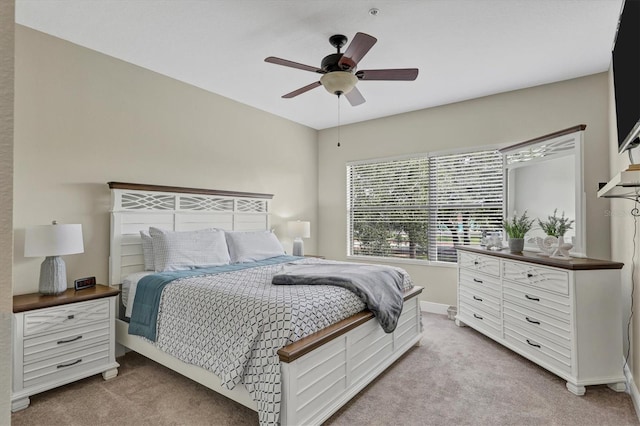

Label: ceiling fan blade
[338,32,377,69]
[282,81,322,98]
[345,86,366,106]
[356,68,419,81]
[265,56,324,74]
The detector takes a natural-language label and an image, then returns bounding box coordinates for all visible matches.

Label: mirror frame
[500,125,586,257]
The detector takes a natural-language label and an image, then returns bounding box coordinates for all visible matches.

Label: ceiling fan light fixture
[320,71,358,95]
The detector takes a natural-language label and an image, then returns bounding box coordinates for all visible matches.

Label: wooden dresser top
[455,245,624,271]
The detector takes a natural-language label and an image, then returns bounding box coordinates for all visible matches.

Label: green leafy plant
[502,211,534,239]
[538,209,574,237]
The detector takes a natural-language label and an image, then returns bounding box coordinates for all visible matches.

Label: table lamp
[288,220,310,256]
[24,221,84,295]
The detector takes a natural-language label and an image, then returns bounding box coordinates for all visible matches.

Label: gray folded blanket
[272,263,405,333]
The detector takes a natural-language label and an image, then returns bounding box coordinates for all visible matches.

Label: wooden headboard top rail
[108,181,273,199]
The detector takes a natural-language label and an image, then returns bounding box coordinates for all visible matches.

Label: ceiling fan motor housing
[322,53,350,72]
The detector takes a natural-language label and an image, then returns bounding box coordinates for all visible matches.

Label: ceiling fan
[265,32,419,106]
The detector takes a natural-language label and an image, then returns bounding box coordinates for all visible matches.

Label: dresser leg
[102,367,118,381]
[607,382,627,392]
[566,382,586,395]
[11,397,30,412]
[455,318,466,327]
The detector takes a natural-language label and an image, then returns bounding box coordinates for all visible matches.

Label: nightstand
[11,285,120,412]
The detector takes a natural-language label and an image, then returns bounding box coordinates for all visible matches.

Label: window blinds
[347,150,503,263]
[427,150,504,262]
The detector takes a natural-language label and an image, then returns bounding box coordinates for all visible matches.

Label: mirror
[501,125,586,256]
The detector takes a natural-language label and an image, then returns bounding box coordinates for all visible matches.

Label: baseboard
[624,362,640,422]
[420,301,450,315]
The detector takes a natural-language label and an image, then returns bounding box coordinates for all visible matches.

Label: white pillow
[149,227,231,272]
[140,230,155,271]
[225,230,286,263]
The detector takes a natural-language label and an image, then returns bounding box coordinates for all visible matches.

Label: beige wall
[13,26,319,295]
[318,73,613,306]
[1,0,14,422]
[607,67,639,397]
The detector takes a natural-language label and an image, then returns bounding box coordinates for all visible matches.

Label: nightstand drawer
[23,299,110,337]
[23,342,110,389]
[23,320,110,364]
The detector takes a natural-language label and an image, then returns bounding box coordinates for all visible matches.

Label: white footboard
[279,290,422,425]
[115,287,422,425]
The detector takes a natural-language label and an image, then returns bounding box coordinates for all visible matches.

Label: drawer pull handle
[526,339,541,348]
[67,314,75,320]
[526,273,534,278]
[473,295,483,302]
[57,335,82,345]
[474,261,479,265]
[473,278,483,284]
[57,359,82,369]
[473,313,484,320]
[525,317,541,325]
[525,294,540,301]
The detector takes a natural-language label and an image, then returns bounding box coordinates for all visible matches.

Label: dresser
[455,246,625,395]
[12,285,120,412]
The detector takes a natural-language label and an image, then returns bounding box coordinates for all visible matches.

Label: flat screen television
[613,0,640,154]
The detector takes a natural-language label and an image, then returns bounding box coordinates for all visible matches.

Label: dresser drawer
[503,261,569,295]
[458,301,502,338]
[23,342,110,389]
[23,299,110,337]
[503,281,571,320]
[504,324,571,375]
[459,286,500,318]
[503,304,571,347]
[458,252,500,277]
[23,320,110,364]
[459,269,501,298]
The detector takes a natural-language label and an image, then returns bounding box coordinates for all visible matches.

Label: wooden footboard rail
[278,286,423,425]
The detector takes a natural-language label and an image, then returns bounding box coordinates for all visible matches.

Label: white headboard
[108,182,273,285]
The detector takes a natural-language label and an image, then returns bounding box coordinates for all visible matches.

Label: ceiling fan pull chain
[337,94,341,147]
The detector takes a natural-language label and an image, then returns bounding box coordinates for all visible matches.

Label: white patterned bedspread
[133,257,413,425]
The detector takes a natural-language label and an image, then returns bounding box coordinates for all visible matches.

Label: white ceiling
[15,0,624,130]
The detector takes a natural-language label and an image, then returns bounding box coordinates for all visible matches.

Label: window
[347,149,503,263]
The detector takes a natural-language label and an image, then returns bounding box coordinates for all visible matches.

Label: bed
[108,182,423,425]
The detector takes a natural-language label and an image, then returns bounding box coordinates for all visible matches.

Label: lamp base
[292,238,304,257]
[39,256,68,295]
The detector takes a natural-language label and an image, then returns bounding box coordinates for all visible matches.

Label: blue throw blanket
[128,255,301,341]
[271,263,404,333]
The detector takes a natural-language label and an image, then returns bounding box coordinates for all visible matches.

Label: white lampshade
[288,221,311,239]
[25,222,84,257]
[25,222,84,295]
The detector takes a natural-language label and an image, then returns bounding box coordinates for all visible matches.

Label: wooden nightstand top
[13,285,120,313]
